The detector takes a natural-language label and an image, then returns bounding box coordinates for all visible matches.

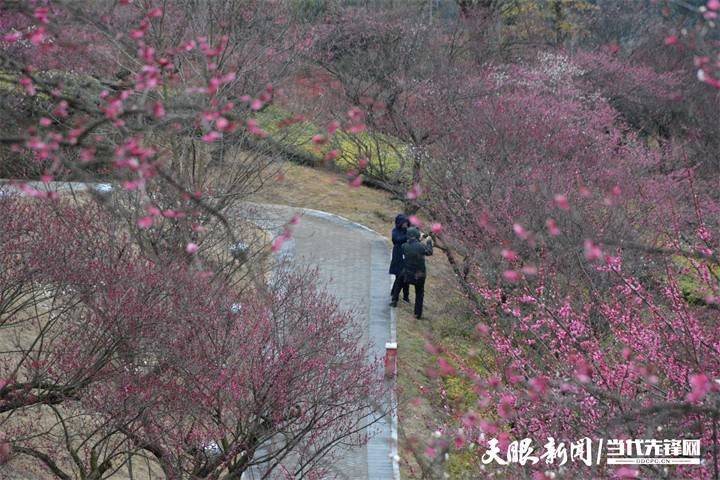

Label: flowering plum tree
[307,4,473,193]
[0,0,308,255]
[0,198,382,478]
[417,50,720,479]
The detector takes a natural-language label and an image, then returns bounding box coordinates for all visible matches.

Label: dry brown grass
[253,163,400,235]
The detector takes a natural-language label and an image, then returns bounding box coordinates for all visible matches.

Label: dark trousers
[392,274,426,318]
[391,275,409,301]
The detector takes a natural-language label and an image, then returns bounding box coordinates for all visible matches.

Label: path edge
[299,207,400,480]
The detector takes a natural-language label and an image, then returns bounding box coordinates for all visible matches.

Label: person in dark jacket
[389,214,410,302]
[390,227,433,319]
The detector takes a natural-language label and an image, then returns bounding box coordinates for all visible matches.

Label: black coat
[389,214,408,275]
[401,237,433,283]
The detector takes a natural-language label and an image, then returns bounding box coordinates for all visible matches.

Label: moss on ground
[673,255,719,305]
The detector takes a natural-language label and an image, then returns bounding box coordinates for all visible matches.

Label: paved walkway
[248,204,399,480]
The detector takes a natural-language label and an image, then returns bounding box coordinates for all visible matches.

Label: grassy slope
[253,162,399,232]
[255,105,407,174]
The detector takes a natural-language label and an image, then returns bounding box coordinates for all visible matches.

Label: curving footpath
[1,182,400,480]
[247,204,399,480]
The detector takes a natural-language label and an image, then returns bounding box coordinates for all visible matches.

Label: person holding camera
[390,226,433,319]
